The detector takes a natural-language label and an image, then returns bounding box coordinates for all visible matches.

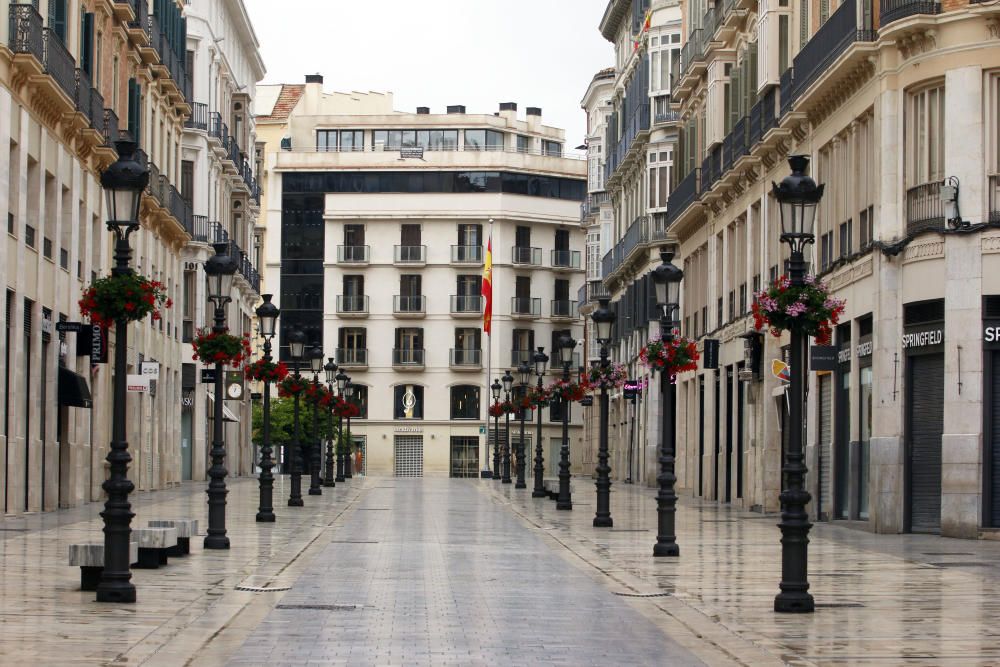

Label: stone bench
[148,519,198,556]
[133,527,178,569]
[68,542,139,591]
[542,478,578,499]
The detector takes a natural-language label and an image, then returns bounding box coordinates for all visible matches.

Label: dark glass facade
[283,171,586,200]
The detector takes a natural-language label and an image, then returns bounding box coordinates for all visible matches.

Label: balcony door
[344,223,365,246]
[344,275,364,296]
[401,223,421,246]
[554,228,570,252]
[458,223,481,247]
[515,225,531,248]
[515,276,531,299]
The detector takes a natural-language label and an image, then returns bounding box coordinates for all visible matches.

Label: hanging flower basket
[752,275,846,345]
[548,380,588,403]
[304,383,333,407]
[640,337,700,374]
[78,273,172,328]
[334,399,360,419]
[244,359,289,383]
[277,375,309,398]
[518,386,550,411]
[488,401,515,418]
[192,328,253,367]
[586,362,628,391]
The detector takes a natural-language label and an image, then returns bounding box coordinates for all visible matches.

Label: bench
[133,527,178,569]
[68,542,139,591]
[148,519,198,556]
[542,478,578,500]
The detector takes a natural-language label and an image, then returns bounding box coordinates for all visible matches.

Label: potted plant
[244,358,289,383]
[752,274,846,345]
[78,273,172,328]
[640,337,700,374]
[192,328,253,367]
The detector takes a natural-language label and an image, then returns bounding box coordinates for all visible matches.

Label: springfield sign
[902,329,943,349]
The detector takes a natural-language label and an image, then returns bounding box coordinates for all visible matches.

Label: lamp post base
[532,490,547,498]
[204,535,230,550]
[556,501,573,510]
[288,498,303,507]
[774,592,814,613]
[255,512,275,523]
[653,541,679,557]
[96,581,136,604]
[593,516,613,528]
[515,481,526,489]
[308,488,322,496]
[322,479,335,488]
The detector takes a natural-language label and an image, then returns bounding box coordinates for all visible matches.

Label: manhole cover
[329,540,379,544]
[929,562,992,568]
[814,602,865,608]
[276,604,360,611]
[235,585,292,592]
[613,592,671,598]
[922,552,974,556]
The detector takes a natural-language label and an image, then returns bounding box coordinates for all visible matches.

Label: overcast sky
[243,0,614,147]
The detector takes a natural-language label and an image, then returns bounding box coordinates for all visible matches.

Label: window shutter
[50,0,67,42]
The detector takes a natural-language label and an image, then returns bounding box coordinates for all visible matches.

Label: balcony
[450,348,482,369]
[666,168,702,227]
[41,28,77,105]
[450,295,483,316]
[103,108,120,146]
[551,249,581,270]
[392,348,425,369]
[394,295,426,316]
[989,175,999,224]
[190,215,210,243]
[653,95,680,125]
[9,4,44,63]
[394,245,426,265]
[512,246,542,266]
[905,180,945,235]
[511,297,541,319]
[337,245,370,264]
[511,349,534,367]
[337,295,369,317]
[208,112,224,143]
[451,245,483,264]
[167,183,192,233]
[881,0,940,27]
[186,102,208,131]
[551,300,579,320]
[336,348,368,368]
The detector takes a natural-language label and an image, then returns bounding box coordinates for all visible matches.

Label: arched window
[450,385,480,420]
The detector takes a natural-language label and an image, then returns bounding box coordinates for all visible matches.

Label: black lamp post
[532,347,549,498]
[491,378,502,479]
[773,155,823,614]
[307,346,324,496]
[344,378,354,475]
[255,294,280,522]
[592,299,617,528]
[287,329,307,507]
[203,242,239,550]
[515,362,531,489]
[650,248,684,557]
[556,334,577,510]
[95,140,148,603]
[336,369,349,480]
[323,358,337,487]
[501,369,514,484]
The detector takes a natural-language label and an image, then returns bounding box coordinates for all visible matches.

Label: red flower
[124,302,135,312]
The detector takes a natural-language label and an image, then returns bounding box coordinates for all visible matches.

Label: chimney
[303,74,324,115]
[526,106,542,117]
[416,106,430,114]
[305,74,324,84]
[446,105,466,114]
[526,106,542,130]
[499,102,517,122]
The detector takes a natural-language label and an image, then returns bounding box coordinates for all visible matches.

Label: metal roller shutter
[394,436,423,477]
[818,374,832,520]
[908,354,944,533]
[991,354,1000,525]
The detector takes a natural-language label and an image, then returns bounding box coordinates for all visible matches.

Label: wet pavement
[0,474,998,665]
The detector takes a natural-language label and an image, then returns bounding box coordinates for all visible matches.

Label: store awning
[206,393,240,422]
[58,367,92,409]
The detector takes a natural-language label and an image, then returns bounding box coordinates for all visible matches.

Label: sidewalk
[486,478,1000,666]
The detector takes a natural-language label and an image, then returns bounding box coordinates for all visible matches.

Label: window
[6,213,13,237]
[906,84,945,187]
[343,223,365,246]
[512,328,534,365]
[542,140,562,157]
[464,129,505,151]
[839,219,852,258]
[820,231,834,270]
[25,224,35,248]
[457,223,481,247]
[48,0,67,43]
[373,129,458,151]
[450,385,480,420]
[647,149,672,209]
[317,129,364,152]
[778,15,790,74]
[394,384,424,419]
[127,79,142,147]
[351,385,368,419]
[649,34,681,93]
[516,135,530,153]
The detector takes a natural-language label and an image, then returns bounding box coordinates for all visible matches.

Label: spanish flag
[482,234,493,335]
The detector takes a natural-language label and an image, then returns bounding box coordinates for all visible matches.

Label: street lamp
[287,328,307,507]
[203,242,239,550]
[491,378,502,480]
[531,347,549,498]
[255,294,280,522]
[650,248,684,557]
[323,358,337,488]
[336,369,349,480]
[95,140,148,603]
[307,345,324,496]
[501,369,514,484]
[556,334,576,510]
[592,299,617,528]
[772,155,823,614]
[515,362,532,489]
[344,377,354,477]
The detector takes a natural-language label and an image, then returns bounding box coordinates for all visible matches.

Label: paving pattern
[227,479,704,667]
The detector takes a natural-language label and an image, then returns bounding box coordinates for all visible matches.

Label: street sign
[127,374,149,393]
[479,426,486,435]
[201,368,216,384]
[810,345,838,372]
[703,338,720,369]
[56,321,83,333]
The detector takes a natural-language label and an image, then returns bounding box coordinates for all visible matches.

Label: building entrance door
[907,353,944,533]
[394,435,424,477]
[450,436,478,478]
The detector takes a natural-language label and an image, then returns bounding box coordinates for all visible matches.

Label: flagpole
[483,217,494,477]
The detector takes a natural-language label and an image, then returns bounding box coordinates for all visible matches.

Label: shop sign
[838,346,851,364]
[771,359,791,382]
[985,325,1000,343]
[623,379,641,400]
[580,396,594,407]
[394,426,422,433]
[703,339,720,370]
[902,328,943,349]
[127,374,149,393]
[856,339,873,359]
[810,346,838,372]
[140,362,160,379]
[201,369,216,384]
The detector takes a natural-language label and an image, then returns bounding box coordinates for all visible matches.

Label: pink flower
[785,302,808,317]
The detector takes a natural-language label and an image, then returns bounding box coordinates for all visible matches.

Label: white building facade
[257,77,588,477]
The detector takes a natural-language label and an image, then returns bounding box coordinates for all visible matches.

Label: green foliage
[253,397,351,447]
